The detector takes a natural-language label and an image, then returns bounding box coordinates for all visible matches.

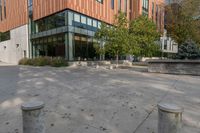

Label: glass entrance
[74,34,97,61]
[32,34,65,58]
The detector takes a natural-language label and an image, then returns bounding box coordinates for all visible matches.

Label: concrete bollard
[21,101,45,133]
[158,103,183,133]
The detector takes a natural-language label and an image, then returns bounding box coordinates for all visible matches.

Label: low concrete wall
[148,60,200,75]
[68,60,133,67]
[68,61,111,67]
[139,57,162,62]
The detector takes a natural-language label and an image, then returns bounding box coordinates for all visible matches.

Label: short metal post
[158,103,183,133]
[21,101,45,133]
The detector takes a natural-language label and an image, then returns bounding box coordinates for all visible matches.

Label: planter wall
[148,60,200,75]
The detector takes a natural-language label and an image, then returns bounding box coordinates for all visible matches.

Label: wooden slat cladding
[131,0,165,32]
[33,0,164,27]
[33,0,129,24]
[0,0,164,32]
[0,0,28,32]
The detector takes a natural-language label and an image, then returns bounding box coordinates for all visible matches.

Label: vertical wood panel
[0,0,164,32]
[131,0,164,32]
[33,0,131,24]
[0,0,28,32]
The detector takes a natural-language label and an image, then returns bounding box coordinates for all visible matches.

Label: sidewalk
[0,61,16,66]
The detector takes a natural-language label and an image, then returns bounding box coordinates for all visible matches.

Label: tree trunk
[116,54,119,68]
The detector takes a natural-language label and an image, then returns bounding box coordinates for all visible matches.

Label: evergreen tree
[176,41,200,59]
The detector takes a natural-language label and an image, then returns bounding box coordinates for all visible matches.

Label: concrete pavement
[0,61,16,66]
[0,66,199,133]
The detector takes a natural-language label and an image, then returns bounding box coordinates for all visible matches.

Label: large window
[142,0,149,16]
[87,18,92,26]
[111,0,114,9]
[152,2,154,19]
[74,34,97,60]
[32,34,65,57]
[124,0,127,13]
[0,31,10,42]
[28,0,32,6]
[28,0,33,16]
[3,0,6,18]
[35,11,66,32]
[156,5,158,24]
[0,0,2,21]
[129,0,132,19]
[118,0,121,11]
[74,13,80,22]
[81,15,87,24]
[93,20,97,27]
[33,10,103,34]
[129,0,132,10]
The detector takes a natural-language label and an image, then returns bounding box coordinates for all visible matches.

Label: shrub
[176,41,200,59]
[19,58,32,65]
[18,58,27,65]
[19,57,68,67]
[32,57,50,66]
[50,57,68,67]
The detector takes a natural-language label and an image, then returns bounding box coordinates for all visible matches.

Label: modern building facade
[0,0,164,64]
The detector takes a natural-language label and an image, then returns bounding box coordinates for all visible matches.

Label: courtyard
[0,64,200,133]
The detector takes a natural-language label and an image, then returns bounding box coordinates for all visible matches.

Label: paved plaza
[0,64,200,133]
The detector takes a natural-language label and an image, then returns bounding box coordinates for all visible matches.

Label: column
[21,101,45,133]
[158,103,183,133]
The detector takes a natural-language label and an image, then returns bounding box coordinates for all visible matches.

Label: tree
[176,41,200,59]
[94,12,130,65]
[129,16,160,57]
[165,0,200,44]
[180,0,200,17]
[94,23,109,55]
[95,14,160,63]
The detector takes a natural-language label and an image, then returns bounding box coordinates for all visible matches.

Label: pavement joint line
[132,77,180,133]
